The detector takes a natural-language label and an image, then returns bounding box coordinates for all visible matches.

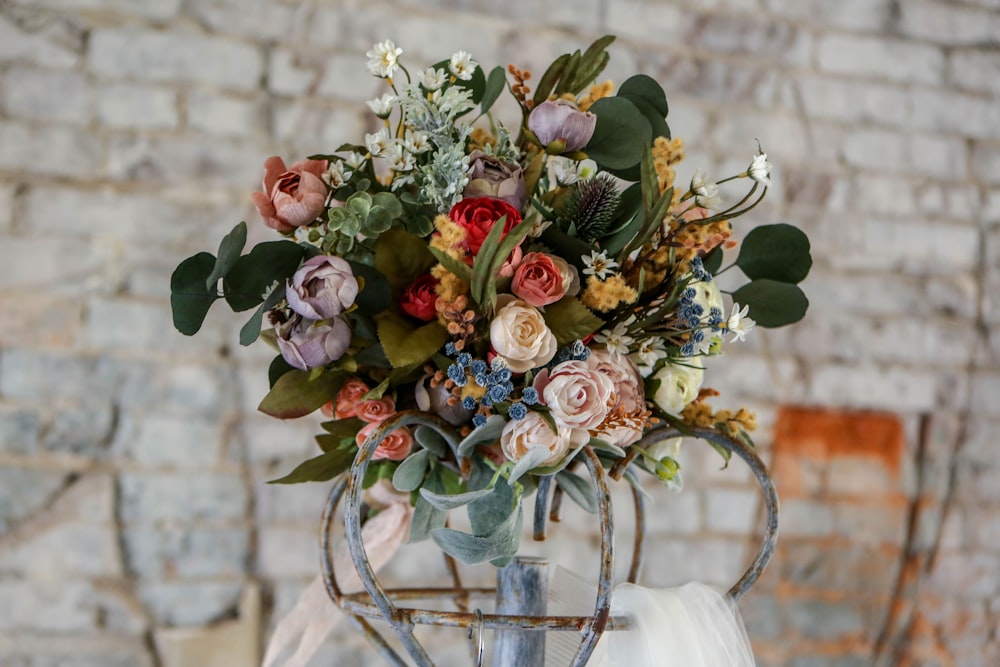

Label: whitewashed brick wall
[0,0,997,665]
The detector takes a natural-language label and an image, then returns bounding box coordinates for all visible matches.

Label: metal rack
[319,411,779,666]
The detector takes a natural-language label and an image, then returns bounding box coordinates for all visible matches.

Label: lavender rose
[286,255,359,320]
[276,315,351,371]
[463,150,527,211]
[528,100,597,153]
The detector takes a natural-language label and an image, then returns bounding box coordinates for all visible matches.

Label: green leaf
[589,438,626,458]
[539,226,595,273]
[419,487,493,510]
[543,298,603,347]
[347,261,392,315]
[410,467,448,543]
[376,312,448,368]
[481,66,506,114]
[223,241,306,312]
[584,97,652,171]
[374,228,435,291]
[428,246,473,284]
[555,470,598,513]
[414,425,450,457]
[703,246,724,275]
[474,217,533,308]
[268,354,296,388]
[620,94,670,145]
[258,369,347,419]
[470,213,508,305]
[170,252,219,335]
[205,222,248,291]
[736,223,813,284]
[239,280,287,346]
[431,503,522,565]
[509,446,552,483]
[731,279,809,328]
[618,74,669,117]
[457,415,506,457]
[321,417,365,440]
[533,53,569,105]
[268,447,355,484]
[392,449,431,492]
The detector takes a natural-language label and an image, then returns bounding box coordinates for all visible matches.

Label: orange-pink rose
[356,422,414,461]
[328,378,371,419]
[511,252,567,307]
[356,396,397,423]
[251,156,328,233]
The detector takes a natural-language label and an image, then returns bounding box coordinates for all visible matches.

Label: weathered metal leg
[492,556,549,667]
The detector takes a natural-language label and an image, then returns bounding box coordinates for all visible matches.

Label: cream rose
[587,348,646,448]
[490,297,557,373]
[533,359,613,430]
[651,358,704,415]
[690,278,723,320]
[499,411,588,467]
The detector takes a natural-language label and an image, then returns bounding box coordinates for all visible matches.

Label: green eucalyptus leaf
[703,246,724,275]
[392,449,431,492]
[481,66,506,114]
[584,97,652,171]
[205,222,248,291]
[555,470,598,513]
[170,252,219,335]
[371,192,404,219]
[258,369,347,419]
[239,280,286,346]
[223,241,306,312]
[268,447,355,484]
[731,279,809,328]
[618,74,669,117]
[543,298,603,347]
[736,223,812,284]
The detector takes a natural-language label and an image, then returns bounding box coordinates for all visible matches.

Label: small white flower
[365,128,391,157]
[747,151,771,187]
[725,302,755,342]
[419,67,447,91]
[345,152,366,170]
[404,129,431,154]
[448,50,477,81]
[581,250,619,279]
[365,93,396,118]
[690,169,721,210]
[366,40,402,78]
[385,143,415,172]
[594,321,635,357]
[322,161,351,188]
[528,217,553,238]
[549,157,598,186]
[630,337,667,377]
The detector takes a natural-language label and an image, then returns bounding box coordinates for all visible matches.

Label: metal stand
[319,411,780,666]
[493,557,549,667]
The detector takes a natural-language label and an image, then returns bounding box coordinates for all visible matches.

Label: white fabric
[604,582,755,667]
[261,500,413,667]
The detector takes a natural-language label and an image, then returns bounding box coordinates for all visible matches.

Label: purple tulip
[276,315,351,371]
[286,255,359,320]
[527,99,597,153]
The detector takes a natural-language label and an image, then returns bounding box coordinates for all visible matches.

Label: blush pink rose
[356,396,397,423]
[356,422,414,461]
[499,410,588,467]
[533,359,614,431]
[586,348,646,447]
[511,252,567,307]
[251,156,329,233]
[328,378,371,419]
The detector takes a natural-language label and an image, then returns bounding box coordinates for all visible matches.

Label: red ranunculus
[400,274,439,321]
[448,197,522,255]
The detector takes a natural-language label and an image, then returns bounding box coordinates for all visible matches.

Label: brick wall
[0,0,997,665]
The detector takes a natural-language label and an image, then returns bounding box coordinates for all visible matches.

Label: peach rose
[356,421,414,461]
[251,156,328,233]
[489,297,558,373]
[499,410,588,467]
[327,378,371,419]
[533,359,613,430]
[511,252,566,307]
[587,348,646,447]
[356,396,397,423]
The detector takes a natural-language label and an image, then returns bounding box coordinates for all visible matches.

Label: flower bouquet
[171,35,810,568]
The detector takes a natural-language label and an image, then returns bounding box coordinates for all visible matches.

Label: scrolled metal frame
[319,410,779,666]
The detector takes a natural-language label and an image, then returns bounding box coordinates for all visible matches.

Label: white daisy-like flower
[725,302,755,342]
[419,67,447,91]
[581,250,619,279]
[630,337,667,377]
[385,143,415,172]
[365,93,396,118]
[548,157,598,186]
[528,217,553,238]
[690,169,721,210]
[747,151,771,187]
[322,160,351,188]
[345,152,366,170]
[448,50,477,81]
[594,321,635,357]
[365,128,392,157]
[366,40,402,79]
[404,129,431,154]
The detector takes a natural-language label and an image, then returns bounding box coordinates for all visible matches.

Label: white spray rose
[651,358,704,415]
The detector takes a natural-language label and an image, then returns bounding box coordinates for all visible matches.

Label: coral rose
[356,421,414,461]
[356,396,397,423]
[329,378,371,419]
[251,156,329,233]
[511,252,567,307]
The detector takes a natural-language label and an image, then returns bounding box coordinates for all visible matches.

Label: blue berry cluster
[690,256,712,282]
[677,289,705,328]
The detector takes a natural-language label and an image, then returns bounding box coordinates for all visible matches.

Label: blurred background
[0,0,996,665]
